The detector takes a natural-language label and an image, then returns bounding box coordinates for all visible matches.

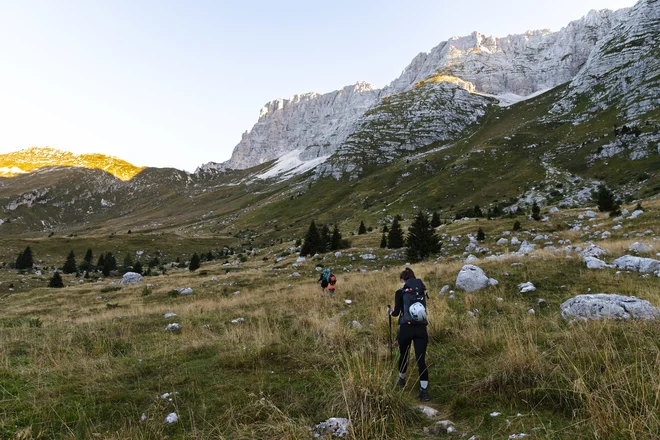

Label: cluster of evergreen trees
[300,222,349,256]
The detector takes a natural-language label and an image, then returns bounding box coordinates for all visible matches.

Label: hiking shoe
[397,377,406,389]
[418,388,431,401]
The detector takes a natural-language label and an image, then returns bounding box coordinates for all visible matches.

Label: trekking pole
[387,304,393,363]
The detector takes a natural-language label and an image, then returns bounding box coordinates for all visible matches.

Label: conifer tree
[206,251,214,261]
[358,221,367,235]
[380,232,387,248]
[476,228,486,241]
[431,211,441,228]
[97,254,105,271]
[123,254,134,271]
[513,220,522,231]
[593,185,621,214]
[48,271,64,288]
[320,224,331,252]
[15,246,34,271]
[387,217,405,249]
[62,250,77,274]
[474,205,483,218]
[406,211,441,262]
[300,221,322,256]
[531,202,542,221]
[133,260,143,275]
[189,253,201,271]
[330,224,342,251]
[382,225,389,234]
[79,248,93,272]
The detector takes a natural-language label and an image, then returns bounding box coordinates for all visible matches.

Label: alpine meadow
[1,0,660,439]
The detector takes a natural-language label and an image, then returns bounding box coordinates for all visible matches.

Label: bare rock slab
[561,294,660,321]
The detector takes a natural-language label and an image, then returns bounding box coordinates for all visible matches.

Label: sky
[0,0,639,172]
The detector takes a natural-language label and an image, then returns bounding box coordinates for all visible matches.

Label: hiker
[327,272,337,296]
[318,268,331,297]
[390,267,430,401]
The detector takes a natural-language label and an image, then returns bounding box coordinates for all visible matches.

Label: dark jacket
[391,278,427,325]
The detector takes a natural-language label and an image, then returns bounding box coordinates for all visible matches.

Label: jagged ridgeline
[0,0,658,239]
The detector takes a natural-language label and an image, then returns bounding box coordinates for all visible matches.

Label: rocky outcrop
[561,294,660,321]
[612,255,660,273]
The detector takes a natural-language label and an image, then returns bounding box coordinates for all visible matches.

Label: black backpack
[400,279,428,325]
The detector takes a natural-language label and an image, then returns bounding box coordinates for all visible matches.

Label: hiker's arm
[391,289,403,316]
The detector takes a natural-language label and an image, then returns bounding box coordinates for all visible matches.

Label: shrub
[48,271,64,288]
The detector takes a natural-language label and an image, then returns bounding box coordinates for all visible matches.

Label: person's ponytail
[399,267,416,281]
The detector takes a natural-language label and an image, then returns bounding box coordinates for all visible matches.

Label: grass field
[1,199,658,439]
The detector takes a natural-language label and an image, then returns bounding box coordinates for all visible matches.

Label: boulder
[439,285,450,295]
[417,405,439,419]
[165,412,179,424]
[119,272,142,284]
[517,241,536,254]
[629,242,652,253]
[584,210,598,218]
[583,256,612,270]
[164,323,181,331]
[629,209,643,219]
[561,294,660,321]
[464,254,478,263]
[497,238,509,245]
[456,265,490,292]
[518,282,536,293]
[511,237,521,245]
[360,254,376,260]
[612,255,660,273]
[177,287,194,295]
[313,418,350,438]
[580,245,609,258]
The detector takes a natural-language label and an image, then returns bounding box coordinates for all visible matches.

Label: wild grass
[0,201,659,439]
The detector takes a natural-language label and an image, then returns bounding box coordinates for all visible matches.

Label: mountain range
[0,0,658,241]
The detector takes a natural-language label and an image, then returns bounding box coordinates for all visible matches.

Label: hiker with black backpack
[389,267,430,401]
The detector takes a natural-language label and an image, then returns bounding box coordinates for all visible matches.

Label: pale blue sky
[0,0,638,171]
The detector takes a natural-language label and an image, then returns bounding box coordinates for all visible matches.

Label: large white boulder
[561,294,660,321]
[581,245,609,258]
[517,241,536,254]
[456,265,492,292]
[518,282,536,293]
[119,272,142,284]
[314,417,350,438]
[612,255,660,273]
[583,256,612,270]
[629,242,652,253]
[497,238,509,245]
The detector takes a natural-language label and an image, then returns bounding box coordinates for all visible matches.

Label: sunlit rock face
[0,147,144,181]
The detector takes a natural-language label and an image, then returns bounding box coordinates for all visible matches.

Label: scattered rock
[629,210,643,219]
[164,412,178,424]
[490,412,501,417]
[360,254,376,260]
[497,238,509,245]
[439,285,450,295]
[231,317,245,324]
[612,255,660,273]
[177,287,194,295]
[163,313,177,319]
[465,254,479,263]
[334,252,342,258]
[583,256,612,270]
[488,278,499,287]
[164,323,181,331]
[296,257,306,263]
[584,210,597,218]
[313,417,350,438]
[511,237,521,245]
[509,434,529,439]
[424,420,456,435]
[119,272,142,284]
[416,405,439,419]
[344,300,352,305]
[517,241,536,254]
[561,294,660,321]
[518,282,536,293]
[581,245,609,258]
[456,265,491,292]
[629,242,652,253]
[350,320,361,328]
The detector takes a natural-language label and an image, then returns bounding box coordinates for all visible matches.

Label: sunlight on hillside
[0,147,145,181]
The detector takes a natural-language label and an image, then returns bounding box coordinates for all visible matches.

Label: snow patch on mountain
[255,149,330,180]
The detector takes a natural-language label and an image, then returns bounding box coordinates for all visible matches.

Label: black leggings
[397,324,429,382]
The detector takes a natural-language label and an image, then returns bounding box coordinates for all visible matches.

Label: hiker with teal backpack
[318,268,331,298]
[389,267,430,401]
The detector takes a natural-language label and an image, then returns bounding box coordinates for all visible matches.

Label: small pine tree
[48,271,64,288]
[474,205,483,218]
[97,254,106,271]
[62,250,77,274]
[636,202,643,211]
[406,211,441,262]
[79,248,93,272]
[382,225,389,234]
[189,253,201,271]
[320,224,331,252]
[133,260,143,275]
[358,221,367,235]
[380,232,387,248]
[387,217,405,249]
[431,211,441,228]
[15,246,34,271]
[300,221,322,256]
[531,202,541,221]
[123,254,133,271]
[330,224,342,251]
[593,185,620,214]
[476,228,486,241]
[513,220,522,231]
[206,251,214,261]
